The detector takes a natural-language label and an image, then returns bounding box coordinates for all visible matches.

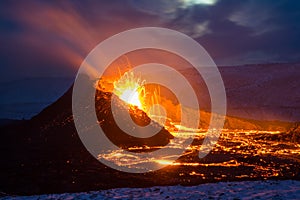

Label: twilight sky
[1,0,300,81]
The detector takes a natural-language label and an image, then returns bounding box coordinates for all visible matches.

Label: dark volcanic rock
[0,84,173,195]
[95,90,173,149]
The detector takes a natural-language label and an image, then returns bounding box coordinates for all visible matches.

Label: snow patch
[3,180,299,199]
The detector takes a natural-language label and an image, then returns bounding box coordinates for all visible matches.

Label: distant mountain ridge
[181,62,300,122]
[220,63,300,122]
[0,63,299,121]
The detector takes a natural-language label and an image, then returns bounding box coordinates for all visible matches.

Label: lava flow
[98,68,299,181]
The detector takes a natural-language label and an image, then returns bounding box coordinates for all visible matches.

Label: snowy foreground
[2,180,299,200]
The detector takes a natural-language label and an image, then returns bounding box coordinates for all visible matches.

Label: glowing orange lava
[119,89,142,108]
[113,71,145,110]
[112,70,169,127]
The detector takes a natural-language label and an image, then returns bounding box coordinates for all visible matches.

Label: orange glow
[113,71,145,110]
[155,159,173,165]
[119,89,142,108]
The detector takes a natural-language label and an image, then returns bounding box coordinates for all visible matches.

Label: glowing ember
[113,71,145,110]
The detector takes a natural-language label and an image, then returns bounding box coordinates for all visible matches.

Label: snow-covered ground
[2,180,299,200]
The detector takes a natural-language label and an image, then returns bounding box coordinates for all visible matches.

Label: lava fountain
[113,71,146,110]
[112,70,168,127]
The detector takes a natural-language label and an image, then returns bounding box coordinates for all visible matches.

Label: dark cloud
[0,0,300,81]
[184,0,300,65]
[139,0,300,65]
[0,0,163,81]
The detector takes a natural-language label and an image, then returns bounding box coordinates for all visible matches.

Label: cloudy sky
[1,0,300,81]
